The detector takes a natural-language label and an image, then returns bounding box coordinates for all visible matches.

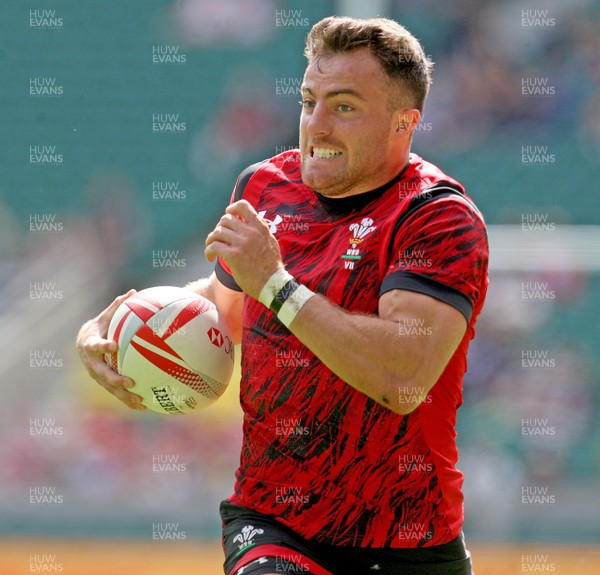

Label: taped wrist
[258,269,315,328]
[258,269,294,308]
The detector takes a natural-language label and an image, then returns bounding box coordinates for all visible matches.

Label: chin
[305,180,345,197]
[301,166,337,194]
[302,174,331,194]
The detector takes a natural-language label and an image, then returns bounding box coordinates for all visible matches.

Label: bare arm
[205,199,467,414]
[185,273,243,344]
[283,288,466,414]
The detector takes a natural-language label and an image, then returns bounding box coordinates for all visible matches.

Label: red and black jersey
[215,150,489,548]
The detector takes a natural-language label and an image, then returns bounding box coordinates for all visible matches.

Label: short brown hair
[304,16,433,112]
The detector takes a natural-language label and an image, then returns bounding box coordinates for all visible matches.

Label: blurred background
[1,0,599,573]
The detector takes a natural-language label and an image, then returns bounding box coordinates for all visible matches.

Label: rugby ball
[106,286,234,414]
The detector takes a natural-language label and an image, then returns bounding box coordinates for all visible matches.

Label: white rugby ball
[106,286,234,414]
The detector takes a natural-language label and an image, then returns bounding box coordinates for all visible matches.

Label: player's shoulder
[406,153,464,194]
[406,153,485,224]
[233,150,302,202]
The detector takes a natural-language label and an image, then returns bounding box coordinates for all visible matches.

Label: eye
[300,99,315,110]
[337,104,354,112]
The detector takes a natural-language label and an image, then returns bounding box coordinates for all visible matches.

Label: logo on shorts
[233,524,265,554]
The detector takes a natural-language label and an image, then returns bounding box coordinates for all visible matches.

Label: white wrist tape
[258,268,294,308]
[277,284,315,328]
[257,269,315,328]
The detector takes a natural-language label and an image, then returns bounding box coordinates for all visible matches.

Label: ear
[395,109,421,136]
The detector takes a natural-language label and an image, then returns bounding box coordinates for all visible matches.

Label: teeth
[313,147,342,159]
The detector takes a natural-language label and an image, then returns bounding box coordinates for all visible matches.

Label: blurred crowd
[397,0,600,154]
[1,0,598,542]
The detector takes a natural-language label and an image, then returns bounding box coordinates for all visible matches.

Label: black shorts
[220,501,473,575]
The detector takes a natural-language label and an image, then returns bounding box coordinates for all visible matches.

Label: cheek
[298,119,308,147]
[360,122,393,152]
[299,112,309,133]
[347,129,392,172]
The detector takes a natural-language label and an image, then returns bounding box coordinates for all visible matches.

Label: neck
[330,151,411,198]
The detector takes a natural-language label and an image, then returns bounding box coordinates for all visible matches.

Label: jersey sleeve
[214,258,242,291]
[213,161,268,292]
[380,197,488,322]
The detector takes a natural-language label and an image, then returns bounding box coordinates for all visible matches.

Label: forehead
[302,49,390,95]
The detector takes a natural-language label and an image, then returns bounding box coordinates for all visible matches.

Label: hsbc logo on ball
[207,327,224,347]
[207,327,234,359]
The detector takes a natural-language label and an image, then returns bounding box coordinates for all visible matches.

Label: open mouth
[311,146,343,159]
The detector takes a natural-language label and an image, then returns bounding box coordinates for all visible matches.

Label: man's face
[299,48,411,198]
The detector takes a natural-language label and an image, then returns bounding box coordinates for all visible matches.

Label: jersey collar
[314,156,412,216]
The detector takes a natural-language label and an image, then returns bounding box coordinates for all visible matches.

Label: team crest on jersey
[341,218,376,269]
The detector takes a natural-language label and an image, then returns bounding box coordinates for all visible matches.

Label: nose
[303,102,332,138]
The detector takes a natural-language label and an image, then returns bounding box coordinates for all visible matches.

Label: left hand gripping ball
[105,286,234,414]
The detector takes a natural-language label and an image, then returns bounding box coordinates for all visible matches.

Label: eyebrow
[301,86,367,101]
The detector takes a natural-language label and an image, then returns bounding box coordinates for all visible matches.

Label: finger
[205,219,243,263]
[204,239,230,263]
[85,334,119,355]
[205,223,240,247]
[81,351,132,388]
[84,355,147,411]
[99,379,147,411]
[118,390,147,411]
[97,290,137,330]
[103,289,137,316]
[217,213,246,231]
[226,199,259,221]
